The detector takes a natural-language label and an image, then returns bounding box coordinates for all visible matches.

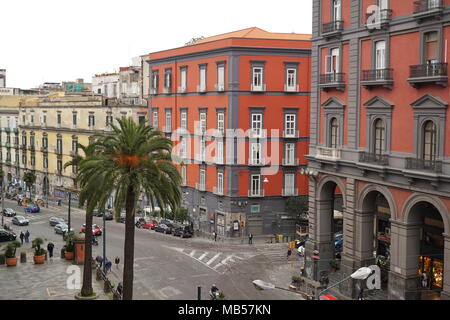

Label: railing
[213,186,224,196]
[41,146,48,152]
[282,188,298,197]
[196,84,207,93]
[249,130,266,139]
[177,86,187,93]
[366,9,393,22]
[29,145,35,151]
[196,183,206,192]
[319,73,345,84]
[214,83,225,91]
[322,20,344,34]
[316,146,341,160]
[282,158,299,166]
[250,83,266,92]
[359,152,389,165]
[361,68,393,81]
[162,126,172,133]
[248,158,265,166]
[283,130,299,138]
[162,87,171,94]
[284,84,299,92]
[248,190,264,198]
[414,0,443,13]
[406,158,442,173]
[215,157,224,165]
[409,62,448,78]
[149,88,157,95]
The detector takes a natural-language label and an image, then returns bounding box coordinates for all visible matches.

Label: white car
[54,223,73,234]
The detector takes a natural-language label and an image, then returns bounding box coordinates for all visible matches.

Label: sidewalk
[0,248,109,300]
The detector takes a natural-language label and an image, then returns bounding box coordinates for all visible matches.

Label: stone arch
[402,193,450,234]
[316,174,347,208]
[356,184,398,219]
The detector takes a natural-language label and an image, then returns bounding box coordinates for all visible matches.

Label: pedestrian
[47,242,55,258]
[421,272,428,288]
[213,231,217,242]
[287,248,292,260]
[17,198,21,206]
[298,245,305,257]
[117,282,123,297]
[115,256,120,269]
[95,256,103,268]
[105,260,112,274]
[357,288,364,300]
[248,233,253,245]
[19,231,24,244]
[24,230,30,243]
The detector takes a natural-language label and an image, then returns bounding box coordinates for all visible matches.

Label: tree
[77,117,181,300]
[285,196,309,225]
[64,142,98,297]
[173,207,189,223]
[23,171,36,200]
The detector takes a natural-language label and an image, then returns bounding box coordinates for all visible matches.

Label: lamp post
[103,208,106,274]
[0,172,4,227]
[253,267,373,300]
[67,191,71,233]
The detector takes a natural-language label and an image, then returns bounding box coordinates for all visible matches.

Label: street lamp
[252,280,307,297]
[0,172,4,227]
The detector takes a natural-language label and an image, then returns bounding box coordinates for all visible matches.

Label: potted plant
[5,241,22,266]
[63,232,75,260]
[32,238,46,264]
[330,259,340,272]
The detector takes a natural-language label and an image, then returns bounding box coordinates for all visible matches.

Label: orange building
[145,27,311,237]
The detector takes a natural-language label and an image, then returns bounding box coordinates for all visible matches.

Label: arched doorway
[406,201,446,299]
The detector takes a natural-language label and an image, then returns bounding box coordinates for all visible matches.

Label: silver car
[54,223,73,234]
[49,217,65,226]
[12,216,29,226]
[2,208,16,217]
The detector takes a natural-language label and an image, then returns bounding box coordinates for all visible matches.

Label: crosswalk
[166,246,256,274]
[255,243,292,265]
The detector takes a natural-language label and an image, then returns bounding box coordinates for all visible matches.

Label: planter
[33,255,45,264]
[6,257,18,267]
[65,251,74,260]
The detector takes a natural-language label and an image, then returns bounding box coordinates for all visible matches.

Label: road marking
[189,250,196,257]
[220,255,236,266]
[206,253,221,266]
[198,252,208,261]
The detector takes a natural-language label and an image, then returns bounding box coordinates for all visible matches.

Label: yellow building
[19,92,147,204]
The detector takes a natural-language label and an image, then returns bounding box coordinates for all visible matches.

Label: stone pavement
[0,247,109,300]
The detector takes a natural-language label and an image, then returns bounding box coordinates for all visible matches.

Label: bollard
[20,251,27,263]
[45,252,48,261]
[60,248,65,259]
[0,253,6,265]
[104,280,111,293]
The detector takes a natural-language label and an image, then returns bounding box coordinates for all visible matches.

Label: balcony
[162,87,171,94]
[250,83,266,92]
[282,188,298,197]
[213,186,225,196]
[282,158,299,166]
[284,84,299,93]
[405,158,442,173]
[321,20,343,38]
[215,156,224,165]
[41,146,48,152]
[249,130,266,139]
[178,86,187,93]
[413,0,444,21]
[196,84,207,93]
[21,144,27,150]
[319,73,345,91]
[408,62,448,87]
[316,146,341,161]
[162,126,172,133]
[214,84,225,92]
[248,158,265,167]
[282,130,299,138]
[361,69,394,89]
[149,88,157,95]
[71,124,77,130]
[359,152,389,166]
[248,190,264,198]
[196,183,206,192]
[365,9,393,30]
[28,145,35,152]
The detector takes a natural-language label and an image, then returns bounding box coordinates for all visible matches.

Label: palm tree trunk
[80,209,93,296]
[122,186,136,300]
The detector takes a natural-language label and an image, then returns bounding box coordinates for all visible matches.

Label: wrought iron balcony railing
[361,69,393,81]
[366,9,393,22]
[409,62,447,78]
[322,20,344,34]
[405,158,442,173]
[320,73,345,84]
[359,152,389,166]
[414,0,443,14]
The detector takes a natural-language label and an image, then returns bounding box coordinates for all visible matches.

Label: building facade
[306,0,450,300]
[92,73,120,98]
[146,27,311,237]
[18,93,148,204]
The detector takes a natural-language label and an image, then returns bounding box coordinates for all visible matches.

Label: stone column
[441,234,450,300]
[353,209,375,265]
[315,198,334,277]
[388,220,421,300]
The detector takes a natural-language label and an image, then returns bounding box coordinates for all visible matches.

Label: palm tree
[23,171,36,200]
[77,117,181,300]
[64,143,99,297]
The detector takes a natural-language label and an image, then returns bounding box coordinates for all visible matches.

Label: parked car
[81,224,102,236]
[135,217,147,227]
[25,204,40,213]
[120,215,126,223]
[49,217,65,226]
[155,223,169,233]
[147,219,159,230]
[173,225,193,238]
[104,211,113,220]
[334,232,344,249]
[12,216,29,226]
[54,223,73,234]
[164,223,176,234]
[92,209,103,217]
[0,229,17,241]
[2,208,16,217]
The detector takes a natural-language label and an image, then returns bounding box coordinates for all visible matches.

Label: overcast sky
[1,0,312,89]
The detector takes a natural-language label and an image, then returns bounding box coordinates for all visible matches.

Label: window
[285,143,295,164]
[252,67,263,91]
[164,69,172,92]
[375,41,386,70]
[30,114,34,124]
[217,172,224,194]
[15,153,19,164]
[284,173,295,195]
[251,143,262,165]
[423,121,437,164]
[151,71,159,91]
[88,114,95,128]
[30,154,35,166]
[251,204,261,213]
[286,68,297,91]
[216,140,224,163]
[199,66,206,91]
[333,0,342,21]
[72,139,78,153]
[200,168,206,189]
[378,0,388,10]
[57,159,62,172]
[180,137,187,158]
[22,154,26,165]
[330,118,339,148]
[106,114,113,127]
[22,135,26,146]
[165,110,172,132]
[152,110,158,128]
[373,119,385,157]
[181,165,187,185]
[42,136,48,149]
[200,138,206,161]
[57,113,62,127]
[138,116,146,124]
[57,138,62,153]
[285,114,296,137]
[250,175,261,196]
[180,68,187,92]
[42,114,47,126]
[30,135,35,147]
[217,65,225,90]
[425,31,439,65]
[326,48,340,74]
[43,155,48,169]
[200,112,207,134]
[22,115,25,124]
[217,112,225,135]
[72,113,77,126]
[181,111,187,130]
[251,113,263,137]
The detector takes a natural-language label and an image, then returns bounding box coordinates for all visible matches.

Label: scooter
[209,289,219,300]
[92,237,99,246]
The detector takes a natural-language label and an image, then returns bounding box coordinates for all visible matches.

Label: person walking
[213,231,217,242]
[248,233,253,245]
[357,288,364,300]
[421,272,428,288]
[24,230,30,243]
[105,260,112,274]
[19,231,24,244]
[114,256,120,270]
[287,248,292,260]
[47,242,55,258]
